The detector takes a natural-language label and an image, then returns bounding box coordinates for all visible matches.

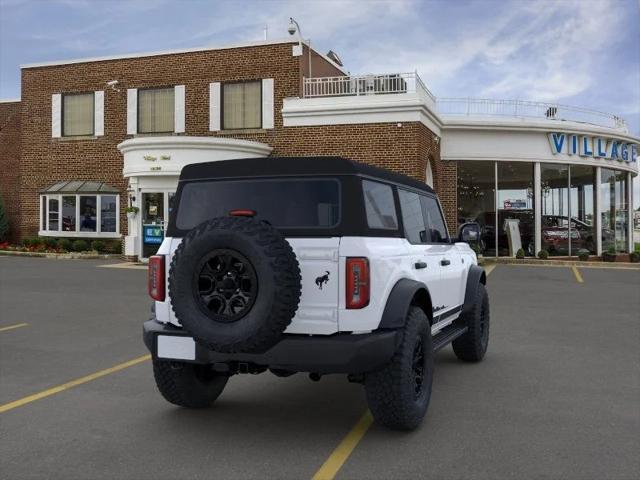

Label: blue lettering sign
[596,138,607,157]
[580,136,593,156]
[631,144,638,163]
[549,133,565,154]
[610,141,619,160]
[569,135,578,155]
[620,143,628,162]
[143,225,164,245]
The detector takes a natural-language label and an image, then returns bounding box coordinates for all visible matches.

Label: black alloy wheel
[193,249,257,323]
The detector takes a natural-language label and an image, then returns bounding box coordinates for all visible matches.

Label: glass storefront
[457,161,496,256]
[497,163,534,256]
[457,161,631,257]
[600,168,628,253]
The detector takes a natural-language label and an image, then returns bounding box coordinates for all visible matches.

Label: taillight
[346,257,369,309]
[148,255,165,301]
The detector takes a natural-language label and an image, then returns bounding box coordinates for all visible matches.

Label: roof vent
[326,50,343,67]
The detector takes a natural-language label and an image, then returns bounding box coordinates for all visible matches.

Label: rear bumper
[143,319,398,374]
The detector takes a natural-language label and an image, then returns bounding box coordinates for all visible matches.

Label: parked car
[144,157,490,430]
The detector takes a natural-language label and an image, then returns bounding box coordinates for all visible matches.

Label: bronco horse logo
[315,271,330,290]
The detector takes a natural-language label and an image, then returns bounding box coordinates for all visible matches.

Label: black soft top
[179,156,435,194]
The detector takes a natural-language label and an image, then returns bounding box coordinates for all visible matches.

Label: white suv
[144,157,490,430]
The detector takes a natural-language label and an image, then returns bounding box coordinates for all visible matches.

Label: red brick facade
[0,101,21,242]
[3,40,452,243]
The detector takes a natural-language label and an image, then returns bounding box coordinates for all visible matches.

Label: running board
[432,324,468,352]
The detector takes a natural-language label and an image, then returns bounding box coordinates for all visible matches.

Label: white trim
[0,98,20,103]
[20,39,299,69]
[595,167,602,256]
[282,94,442,135]
[262,78,274,129]
[628,172,634,253]
[38,231,122,239]
[209,82,221,131]
[127,89,137,135]
[174,85,185,133]
[94,90,104,136]
[51,94,61,138]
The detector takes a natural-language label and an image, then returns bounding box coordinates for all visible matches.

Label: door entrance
[141,192,166,259]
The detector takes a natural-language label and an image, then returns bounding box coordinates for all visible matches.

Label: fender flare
[378,279,433,330]
[461,265,487,316]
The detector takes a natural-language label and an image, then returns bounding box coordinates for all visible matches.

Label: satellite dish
[326,50,343,67]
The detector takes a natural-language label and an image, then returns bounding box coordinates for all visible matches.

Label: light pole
[288,17,312,80]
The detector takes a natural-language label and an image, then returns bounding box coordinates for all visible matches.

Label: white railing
[303,72,435,101]
[436,98,627,131]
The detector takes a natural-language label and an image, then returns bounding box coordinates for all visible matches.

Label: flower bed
[0,237,122,255]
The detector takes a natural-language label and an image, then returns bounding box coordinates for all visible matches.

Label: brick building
[1,38,638,259]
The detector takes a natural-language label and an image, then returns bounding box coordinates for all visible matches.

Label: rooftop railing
[435,98,627,131]
[303,72,435,101]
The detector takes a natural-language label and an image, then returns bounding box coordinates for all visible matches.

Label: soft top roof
[179,156,435,194]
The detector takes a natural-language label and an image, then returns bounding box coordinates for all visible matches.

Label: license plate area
[157,335,196,360]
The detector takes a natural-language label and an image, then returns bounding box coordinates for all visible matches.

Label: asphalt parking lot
[1,257,639,480]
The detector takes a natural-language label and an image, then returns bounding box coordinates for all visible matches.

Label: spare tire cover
[169,216,301,353]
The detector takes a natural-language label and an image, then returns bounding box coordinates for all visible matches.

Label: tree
[0,194,9,242]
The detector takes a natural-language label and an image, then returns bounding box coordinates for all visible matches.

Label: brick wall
[15,41,444,241]
[0,101,21,242]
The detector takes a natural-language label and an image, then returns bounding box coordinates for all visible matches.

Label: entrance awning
[40,180,119,194]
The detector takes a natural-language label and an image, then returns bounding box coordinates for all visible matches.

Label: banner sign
[143,225,164,245]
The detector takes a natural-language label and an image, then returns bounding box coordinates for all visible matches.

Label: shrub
[58,238,73,252]
[606,245,617,255]
[537,249,549,260]
[0,195,9,242]
[72,239,89,252]
[515,248,525,259]
[630,252,640,263]
[91,240,106,252]
[42,237,57,249]
[105,240,121,254]
[577,249,590,261]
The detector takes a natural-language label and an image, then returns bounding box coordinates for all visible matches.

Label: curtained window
[223,81,261,129]
[63,93,94,136]
[138,88,175,133]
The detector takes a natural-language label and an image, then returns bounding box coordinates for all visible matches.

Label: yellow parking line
[312,410,373,480]
[0,323,28,333]
[571,265,584,283]
[0,354,151,414]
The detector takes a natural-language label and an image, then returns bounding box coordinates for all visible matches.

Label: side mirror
[458,222,481,243]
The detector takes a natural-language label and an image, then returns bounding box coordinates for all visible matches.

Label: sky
[1,0,639,205]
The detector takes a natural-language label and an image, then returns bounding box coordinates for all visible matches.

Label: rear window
[175,178,340,230]
[362,180,398,230]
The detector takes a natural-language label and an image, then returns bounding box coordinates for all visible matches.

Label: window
[421,195,449,243]
[39,192,119,237]
[362,180,398,230]
[62,92,94,136]
[62,196,76,232]
[79,196,97,232]
[138,88,175,133]
[399,189,426,244]
[176,179,340,231]
[223,81,261,129]
[100,195,117,233]
[48,197,59,231]
[457,161,496,256]
[601,168,628,253]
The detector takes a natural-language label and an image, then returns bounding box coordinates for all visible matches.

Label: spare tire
[169,216,301,353]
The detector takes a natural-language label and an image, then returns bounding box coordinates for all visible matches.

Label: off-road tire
[169,216,301,353]
[452,283,490,362]
[364,306,434,431]
[152,359,228,408]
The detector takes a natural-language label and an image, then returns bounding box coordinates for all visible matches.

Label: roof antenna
[263,24,268,40]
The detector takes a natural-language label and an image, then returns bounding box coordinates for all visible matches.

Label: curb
[0,250,122,260]
[482,257,640,269]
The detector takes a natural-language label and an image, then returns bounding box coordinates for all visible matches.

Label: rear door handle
[440,259,451,266]
[414,261,427,269]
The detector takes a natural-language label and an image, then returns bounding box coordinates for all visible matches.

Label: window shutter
[262,78,274,129]
[127,88,137,135]
[94,91,104,136]
[51,94,62,138]
[174,85,185,133]
[209,82,221,131]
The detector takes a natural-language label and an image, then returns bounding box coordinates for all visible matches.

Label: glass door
[142,192,165,259]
